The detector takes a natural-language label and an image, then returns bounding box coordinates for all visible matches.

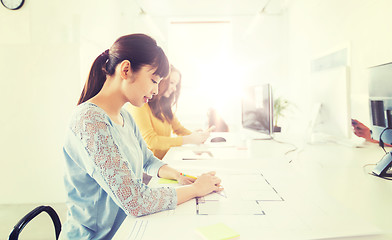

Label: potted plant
[273,96,292,132]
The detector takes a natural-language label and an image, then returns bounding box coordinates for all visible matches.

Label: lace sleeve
[72,108,177,216]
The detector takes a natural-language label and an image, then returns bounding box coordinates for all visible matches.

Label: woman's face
[163,71,180,98]
[125,65,162,107]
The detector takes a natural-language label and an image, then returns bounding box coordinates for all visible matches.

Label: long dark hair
[77,34,170,105]
[149,65,182,122]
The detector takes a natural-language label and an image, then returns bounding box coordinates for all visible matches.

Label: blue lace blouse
[60,103,177,239]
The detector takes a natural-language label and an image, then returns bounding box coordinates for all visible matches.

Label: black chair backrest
[8,205,61,240]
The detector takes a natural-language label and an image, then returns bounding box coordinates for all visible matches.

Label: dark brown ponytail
[77,50,109,105]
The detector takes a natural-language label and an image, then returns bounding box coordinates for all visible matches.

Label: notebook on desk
[196,222,240,240]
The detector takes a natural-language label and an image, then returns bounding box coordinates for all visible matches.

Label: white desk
[113,135,392,240]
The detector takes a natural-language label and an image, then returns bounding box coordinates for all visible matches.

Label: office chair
[8,205,62,240]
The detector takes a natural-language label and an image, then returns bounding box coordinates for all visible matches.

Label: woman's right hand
[191,171,223,197]
[182,131,210,145]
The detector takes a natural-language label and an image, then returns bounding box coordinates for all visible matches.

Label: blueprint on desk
[152,168,284,216]
[196,171,283,215]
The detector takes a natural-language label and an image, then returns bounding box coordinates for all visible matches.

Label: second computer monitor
[242,83,273,139]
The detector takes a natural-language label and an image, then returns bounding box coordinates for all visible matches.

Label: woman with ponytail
[129,65,212,160]
[61,34,222,239]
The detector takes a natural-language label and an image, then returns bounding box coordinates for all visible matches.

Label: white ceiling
[136,0,288,17]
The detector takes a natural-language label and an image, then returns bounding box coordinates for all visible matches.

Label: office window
[167,20,241,129]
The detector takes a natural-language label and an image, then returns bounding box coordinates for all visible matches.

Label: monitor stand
[372,152,392,177]
[242,128,273,140]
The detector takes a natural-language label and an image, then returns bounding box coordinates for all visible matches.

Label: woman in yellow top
[129,65,212,159]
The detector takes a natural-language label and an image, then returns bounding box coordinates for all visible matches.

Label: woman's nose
[153,84,159,95]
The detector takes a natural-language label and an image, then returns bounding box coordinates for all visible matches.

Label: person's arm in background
[170,114,192,135]
[130,104,211,149]
[352,119,392,146]
[130,104,184,151]
[171,114,212,144]
[352,119,378,143]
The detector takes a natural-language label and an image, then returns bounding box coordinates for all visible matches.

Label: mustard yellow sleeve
[128,104,184,151]
[171,114,192,136]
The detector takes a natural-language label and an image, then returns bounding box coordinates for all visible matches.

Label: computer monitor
[241,84,273,139]
[369,62,392,145]
[368,62,392,177]
[308,66,352,141]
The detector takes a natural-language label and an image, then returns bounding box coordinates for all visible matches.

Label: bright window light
[168,20,243,129]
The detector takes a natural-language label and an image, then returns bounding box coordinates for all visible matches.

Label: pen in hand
[180,172,197,179]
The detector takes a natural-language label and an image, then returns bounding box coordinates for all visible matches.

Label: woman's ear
[119,60,132,79]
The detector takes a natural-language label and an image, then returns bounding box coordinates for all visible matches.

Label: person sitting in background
[207,107,229,132]
[128,65,212,160]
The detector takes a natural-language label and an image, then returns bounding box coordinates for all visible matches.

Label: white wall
[285,0,392,135]
[0,0,141,204]
[0,0,81,204]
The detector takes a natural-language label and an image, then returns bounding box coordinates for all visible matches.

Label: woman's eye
[152,79,158,84]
